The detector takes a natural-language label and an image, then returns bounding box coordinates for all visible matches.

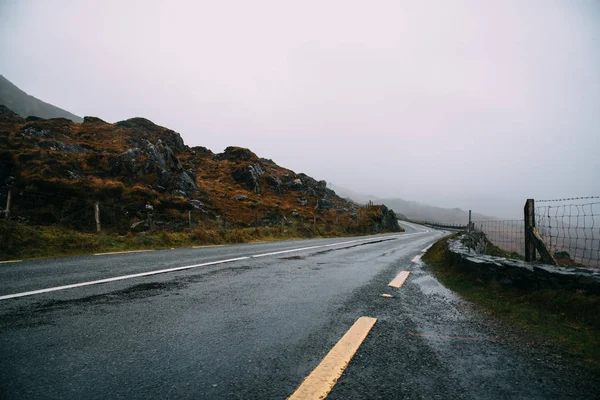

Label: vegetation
[0,219,383,261]
[0,108,402,239]
[423,237,600,372]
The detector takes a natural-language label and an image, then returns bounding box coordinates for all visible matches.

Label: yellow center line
[288,316,377,400]
[381,293,393,298]
[93,250,154,256]
[411,255,421,263]
[388,271,410,288]
[0,260,23,264]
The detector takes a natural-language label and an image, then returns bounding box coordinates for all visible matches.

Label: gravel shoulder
[327,256,598,399]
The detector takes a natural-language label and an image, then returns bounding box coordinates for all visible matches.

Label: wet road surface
[0,223,596,399]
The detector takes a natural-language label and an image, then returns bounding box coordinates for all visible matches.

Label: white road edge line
[0,233,426,301]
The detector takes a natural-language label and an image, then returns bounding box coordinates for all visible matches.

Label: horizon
[1,0,599,219]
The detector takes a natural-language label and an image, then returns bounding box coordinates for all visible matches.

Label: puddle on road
[410,275,457,299]
[410,260,457,300]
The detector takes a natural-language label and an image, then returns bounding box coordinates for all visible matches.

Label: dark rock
[266,175,282,187]
[130,220,150,232]
[83,116,107,124]
[21,125,53,139]
[116,117,185,152]
[235,195,249,201]
[190,146,213,157]
[298,197,308,206]
[172,190,186,198]
[232,163,264,194]
[66,169,84,179]
[319,198,334,209]
[0,105,25,123]
[217,146,260,162]
[189,200,204,209]
[38,140,88,153]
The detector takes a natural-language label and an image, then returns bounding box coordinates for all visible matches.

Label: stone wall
[446,235,600,294]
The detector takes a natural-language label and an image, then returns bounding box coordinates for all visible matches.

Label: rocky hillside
[0,75,83,122]
[0,105,400,234]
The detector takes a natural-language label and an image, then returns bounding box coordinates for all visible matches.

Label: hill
[0,105,400,240]
[330,184,496,225]
[0,75,83,122]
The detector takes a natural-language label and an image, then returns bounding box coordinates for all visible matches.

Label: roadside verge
[422,236,600,373]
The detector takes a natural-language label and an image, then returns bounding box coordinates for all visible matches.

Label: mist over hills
[329,183,498,225]
[0,75,83,122]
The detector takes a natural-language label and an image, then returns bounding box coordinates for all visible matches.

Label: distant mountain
[328,183,378,204]
[374,198,497,225]
[0,75,82,122]
[330,184,497,225]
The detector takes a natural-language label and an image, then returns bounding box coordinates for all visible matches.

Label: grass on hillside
[0,220,386,261]
[423,237,600,373]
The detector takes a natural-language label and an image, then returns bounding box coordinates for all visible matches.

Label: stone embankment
[446,235,600,294]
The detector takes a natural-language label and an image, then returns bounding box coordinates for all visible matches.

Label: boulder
[231,163,264,194]
[319,198,334,209]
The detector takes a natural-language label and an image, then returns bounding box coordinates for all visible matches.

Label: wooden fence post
[188,211,192,230]
[4,189,11,219]
[524,199,535,262]
[94,202,101,233]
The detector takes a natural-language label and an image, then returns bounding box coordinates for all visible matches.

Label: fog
[1,0,599,218]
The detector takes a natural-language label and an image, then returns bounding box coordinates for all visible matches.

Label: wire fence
[0,188,226,234]
[535,199,600,268]
[472,219,525,258]
[0,188,358,235]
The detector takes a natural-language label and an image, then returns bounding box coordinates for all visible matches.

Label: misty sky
[1,0,599,218]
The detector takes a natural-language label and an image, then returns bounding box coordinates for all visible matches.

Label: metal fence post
[524,199,535,262]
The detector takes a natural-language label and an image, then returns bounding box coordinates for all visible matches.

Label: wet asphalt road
[0,223,596,399]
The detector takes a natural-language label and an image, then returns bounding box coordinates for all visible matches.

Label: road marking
[94,250,154,256]
[411,255,421,263]
[191,245,225,249]
[0,260,23,264]
[0,256,251,301]
[0,234,417,301]
[388,271,410,288]
[381,293,393,298]
[421,244,433,253]
[288,316,377,400]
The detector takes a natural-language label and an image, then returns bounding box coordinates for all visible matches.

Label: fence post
[468,210,472,252]
[4,189,11,219]
[94,202,101,233]
[188,211,192,230]
[524,199,535,262]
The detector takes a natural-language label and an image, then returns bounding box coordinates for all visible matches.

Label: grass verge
[422,236,600,373]
[0,220,398,261]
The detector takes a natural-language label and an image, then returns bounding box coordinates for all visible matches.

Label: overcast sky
[1,0,599,218]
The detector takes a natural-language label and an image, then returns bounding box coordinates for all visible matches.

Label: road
[0,223,596,399]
